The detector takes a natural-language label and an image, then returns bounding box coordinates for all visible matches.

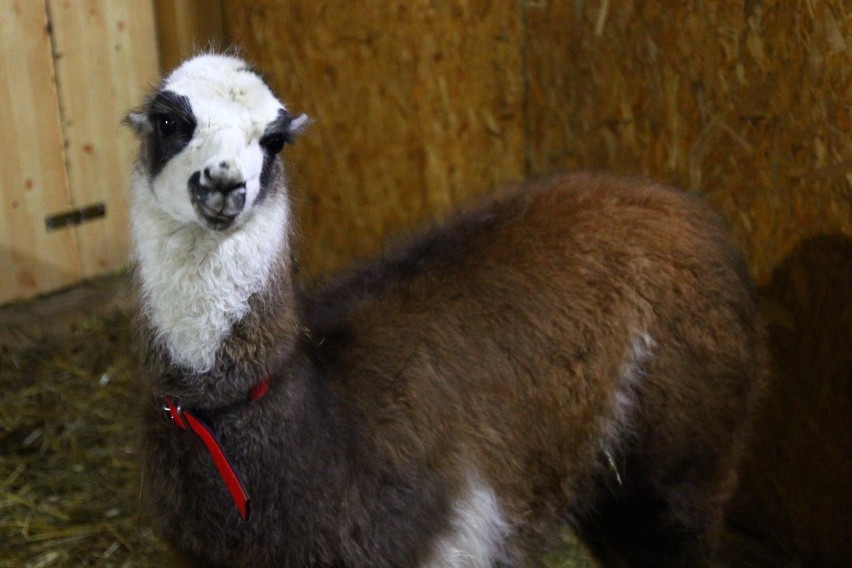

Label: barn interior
[1,1,849,566]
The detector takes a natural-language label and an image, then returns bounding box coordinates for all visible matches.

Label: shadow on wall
[727,233,852,567]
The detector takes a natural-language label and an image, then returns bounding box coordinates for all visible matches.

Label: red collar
[162,376,270,521]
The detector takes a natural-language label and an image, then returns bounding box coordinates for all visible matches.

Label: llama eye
[260,134,286,155]
[157,116,177,137]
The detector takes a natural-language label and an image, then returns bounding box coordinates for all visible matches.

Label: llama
[126,53,765,568]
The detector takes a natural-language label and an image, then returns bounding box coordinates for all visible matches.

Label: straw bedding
[0,312,167,567]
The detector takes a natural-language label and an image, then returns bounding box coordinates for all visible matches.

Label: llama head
[126,53,308,232]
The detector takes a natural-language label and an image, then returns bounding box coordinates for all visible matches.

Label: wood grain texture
[525,0,851,284]
[0,0,81,304]
[226,0,526,276]
[48,0,160,279]
[155,0,225,73]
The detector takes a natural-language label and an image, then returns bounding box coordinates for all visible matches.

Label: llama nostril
[190,164,246,223]
[223,186,246,215]
[207,191,225,211]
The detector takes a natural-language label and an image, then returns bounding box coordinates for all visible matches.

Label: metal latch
[45,203,106,231]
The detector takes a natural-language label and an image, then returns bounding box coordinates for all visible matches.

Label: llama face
[127,54,307,231]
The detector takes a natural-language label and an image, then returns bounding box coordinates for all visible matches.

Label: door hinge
[45,203,106,232]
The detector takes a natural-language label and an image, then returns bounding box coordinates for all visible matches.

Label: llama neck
[132,188,298,403]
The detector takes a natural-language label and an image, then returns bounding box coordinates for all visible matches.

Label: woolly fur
[129,54,293,372]
[426,475,512,567]
[131,185,288,372]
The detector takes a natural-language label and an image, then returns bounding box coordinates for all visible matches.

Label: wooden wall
[49,0,160,279]
[8,0,847,289]
[0,0,229,305]
[524,0,851,285]
[155,0,224,72]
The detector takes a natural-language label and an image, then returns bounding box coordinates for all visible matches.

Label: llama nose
[189,168,247,222]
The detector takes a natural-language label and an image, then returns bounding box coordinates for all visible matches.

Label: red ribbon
[162,377,270,521]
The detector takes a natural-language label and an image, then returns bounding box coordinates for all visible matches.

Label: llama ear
[285,113,311,141]
[123,111,152,136]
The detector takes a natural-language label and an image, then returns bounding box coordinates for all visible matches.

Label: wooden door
[0,0,81,302]
[0,0,159,305]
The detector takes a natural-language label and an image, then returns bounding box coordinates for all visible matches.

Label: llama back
[302,172,764,564]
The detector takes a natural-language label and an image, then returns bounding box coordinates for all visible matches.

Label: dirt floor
[0,276,595,567]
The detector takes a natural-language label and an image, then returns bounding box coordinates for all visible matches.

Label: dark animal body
[136,171,765,567]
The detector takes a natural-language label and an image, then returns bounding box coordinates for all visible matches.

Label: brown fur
[136,171,765,567]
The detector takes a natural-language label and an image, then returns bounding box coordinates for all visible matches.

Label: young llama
[126,53,765,568]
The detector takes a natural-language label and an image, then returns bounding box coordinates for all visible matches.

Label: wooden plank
[156,0,226,73]
[48,0,160,279]
[0,0,81,304]
[226,0,527,276]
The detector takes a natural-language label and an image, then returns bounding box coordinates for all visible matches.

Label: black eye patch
[260,109,296,154]
[146,90,197,177]
[259,132,287,156]
[258,109,297,194]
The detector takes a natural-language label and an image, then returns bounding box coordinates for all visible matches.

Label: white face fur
[127,54,308,373]
[128,53,307,231]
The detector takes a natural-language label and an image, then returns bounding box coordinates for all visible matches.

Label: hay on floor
[0,311,167,568]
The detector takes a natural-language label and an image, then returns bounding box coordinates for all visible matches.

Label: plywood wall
[524,0,851,284]
[226,1,527,275]
[3,1,846,299]
[227,0,850,287]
